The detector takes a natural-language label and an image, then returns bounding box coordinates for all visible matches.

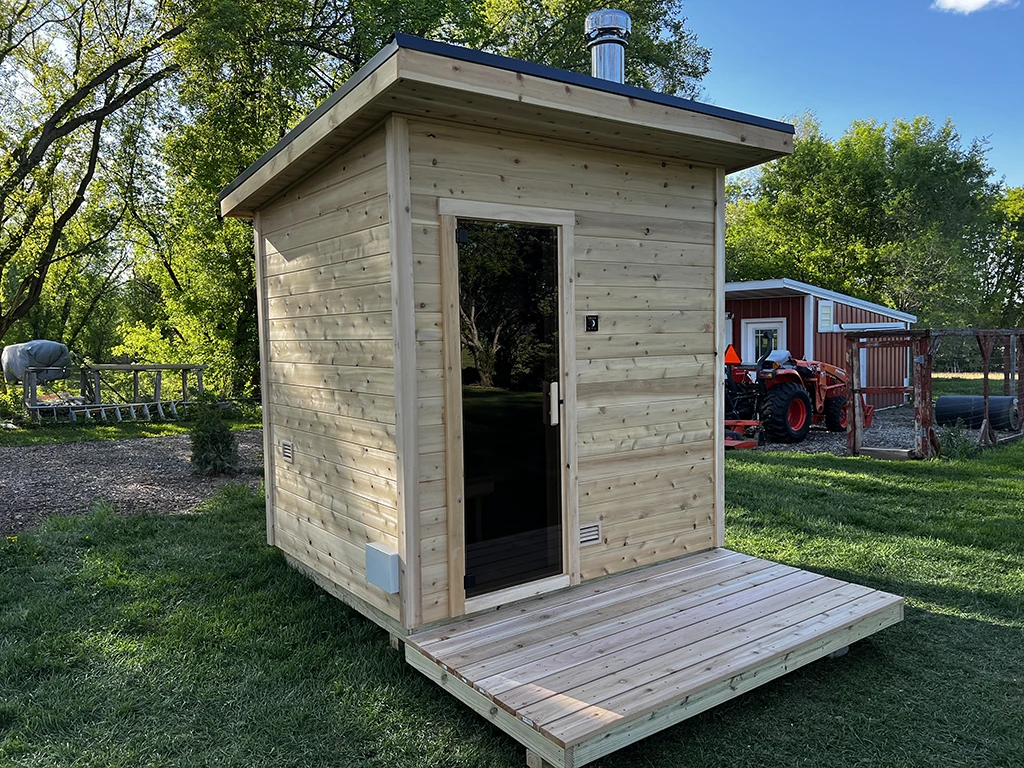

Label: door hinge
[456,227,470,245]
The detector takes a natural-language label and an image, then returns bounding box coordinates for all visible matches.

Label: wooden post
[912,338,925,458]
[133,371,140,403]
[1003,341,1012,396]
[847,338,862,456]
[154,371,162,404]
[93,370,102,405]
[977,334,996,446]
[181,370,189,403]
[195,368,204,398]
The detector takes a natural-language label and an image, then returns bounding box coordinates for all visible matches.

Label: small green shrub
[0,388,21,420]
[189,401,239,476]
[938,418,980,461]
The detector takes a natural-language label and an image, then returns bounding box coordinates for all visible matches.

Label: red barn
[725,279,917,408]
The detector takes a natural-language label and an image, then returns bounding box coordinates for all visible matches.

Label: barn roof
[220,34,795,217]
[725,278,918,323]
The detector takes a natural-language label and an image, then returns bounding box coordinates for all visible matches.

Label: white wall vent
[580,523,603,547]
[818,300,835,333]
[281,441,294,463]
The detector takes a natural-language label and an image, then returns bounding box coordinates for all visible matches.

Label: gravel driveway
[0,430,264,536]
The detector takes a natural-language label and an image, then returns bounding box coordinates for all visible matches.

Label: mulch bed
[0,430,264,536]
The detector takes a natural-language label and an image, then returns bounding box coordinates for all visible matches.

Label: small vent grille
[281,441,294,463]
[580,523,602,547]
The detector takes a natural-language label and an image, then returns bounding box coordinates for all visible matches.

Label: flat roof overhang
[725,279,918,323]
[220,35,795,218]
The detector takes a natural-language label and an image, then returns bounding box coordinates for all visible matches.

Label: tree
[0,0,183,342]
[726,115,999,327]
[115,0,711,396]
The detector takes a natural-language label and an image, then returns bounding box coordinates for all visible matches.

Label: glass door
[456,219,563,599]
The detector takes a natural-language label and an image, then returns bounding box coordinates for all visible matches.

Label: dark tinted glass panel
[458,219,562,598]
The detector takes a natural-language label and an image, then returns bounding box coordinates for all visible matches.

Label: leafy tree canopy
[726,115,1000,327]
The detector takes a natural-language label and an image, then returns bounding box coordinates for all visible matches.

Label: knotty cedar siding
[257,129,403,622]
[408,119,719,622]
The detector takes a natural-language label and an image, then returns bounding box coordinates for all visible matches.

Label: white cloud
[931,0,1014,13]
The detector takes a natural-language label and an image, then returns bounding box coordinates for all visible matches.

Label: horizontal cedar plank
[267,361,395,397]
[412,550,742,653]
[265,224,390,276]
[276,467,398,536]
[275,528,399,618]
[576,354,714,384]
[261,163,389,236]
[577,395,713,432]
[580,484,716,527]
[576,332,712,360]
[413,252,440,285]
[281,443,399,508]
[267,282,391,317]
[577,285,713,312]
[575,261,714,290]
[409,165,715,220]
[273,423,398,481]
[406,119,717,194]
[573,310,713,337]
[418,424,445,454]
[439,556,775,672]
[570,598,903,762]
[415,312,443,342]
[510,570,836,720]
[416,341,444,372]
[421,532,447,568]
[268,381,395,425]
[599,502,715,546]
[575,237,713,267]
[412,223,440,259]
[475,564,806,696]
[400,61,790,154]
[262,194,388,256]
[578,440,715,482]
[414,282,442,312]
[573,210,713,245]
[579,459,713,508]
[577,376,708,407]
[276,485,399,550]
[268,311,393,342]
[268,339,394,368]
[542,584,881,742]
[581,526,715,588]
[579,424,714,459]
[267,402,396,452]
[265,253,392,298]
[419,478,446,512]
[266,131,386,210]
[418,396,443,427]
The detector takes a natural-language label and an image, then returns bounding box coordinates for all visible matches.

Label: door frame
[741,317,788,363]
[437,198,579,617]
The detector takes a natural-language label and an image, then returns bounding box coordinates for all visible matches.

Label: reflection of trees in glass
[458,222,557,390]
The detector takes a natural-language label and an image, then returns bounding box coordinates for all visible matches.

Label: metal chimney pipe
[584,9,631,83]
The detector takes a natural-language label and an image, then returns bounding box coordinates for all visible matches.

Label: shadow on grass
[2,481,1022,768]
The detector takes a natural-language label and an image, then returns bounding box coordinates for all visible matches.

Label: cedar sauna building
[222,16,903,767]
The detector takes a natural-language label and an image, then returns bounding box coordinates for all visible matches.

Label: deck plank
[404,547,903,764]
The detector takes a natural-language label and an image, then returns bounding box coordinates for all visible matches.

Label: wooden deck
[405,548,903,767]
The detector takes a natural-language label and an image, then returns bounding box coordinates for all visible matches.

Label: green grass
[930,374,1018,398]
[0,413,262,448]
[2,448,1023,767]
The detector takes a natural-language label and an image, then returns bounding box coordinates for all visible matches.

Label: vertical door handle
[549,381,560,426]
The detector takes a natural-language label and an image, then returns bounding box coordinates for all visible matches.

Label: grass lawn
[930,373,1020,399]
[0,413,262,448]
[2,449,1023,766]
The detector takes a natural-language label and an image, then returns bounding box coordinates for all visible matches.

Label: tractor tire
[762,382,812,443]
[825,396,848,432]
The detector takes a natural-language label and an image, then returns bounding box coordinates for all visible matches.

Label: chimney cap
[584,9,632,47]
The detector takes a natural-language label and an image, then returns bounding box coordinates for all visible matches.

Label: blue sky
[683,0,1023,187]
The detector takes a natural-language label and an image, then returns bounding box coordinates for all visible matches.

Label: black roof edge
[220,33,794,205]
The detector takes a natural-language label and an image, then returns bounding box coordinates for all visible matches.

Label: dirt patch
[0,430,264,536]
[754,403,1019,456]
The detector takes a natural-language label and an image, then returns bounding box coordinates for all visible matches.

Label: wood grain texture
[260,129,401,622]
[405,548,903,763]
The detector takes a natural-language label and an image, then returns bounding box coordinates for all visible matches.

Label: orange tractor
[724,346,873,446]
